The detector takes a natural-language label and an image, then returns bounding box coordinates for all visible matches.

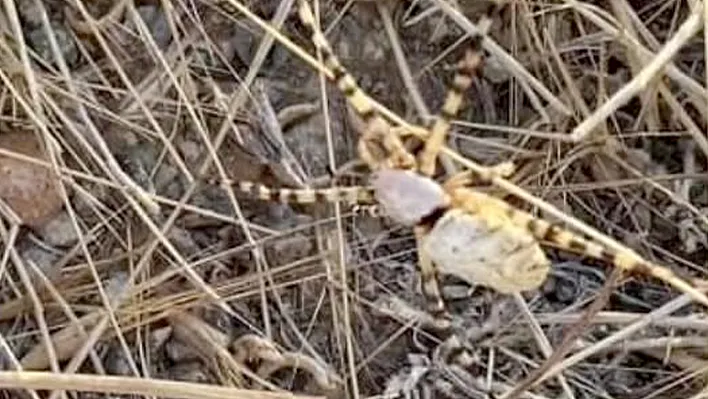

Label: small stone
[0,132,64,227]
[39,212,78,247]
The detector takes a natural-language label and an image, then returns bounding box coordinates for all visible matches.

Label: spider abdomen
[423,209,551,294]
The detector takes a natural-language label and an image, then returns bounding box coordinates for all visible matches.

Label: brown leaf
[0,132,63,227]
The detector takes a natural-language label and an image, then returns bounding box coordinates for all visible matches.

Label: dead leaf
[0,131,63,227]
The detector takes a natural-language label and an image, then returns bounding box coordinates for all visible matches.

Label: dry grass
[1,0,708,398]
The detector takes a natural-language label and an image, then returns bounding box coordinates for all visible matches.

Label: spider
[292,0,708,312]
[223,0,708,310]
[220,0,708,366]
[294,0,512,326]
[292,0,708,317]
[203,4,708,399]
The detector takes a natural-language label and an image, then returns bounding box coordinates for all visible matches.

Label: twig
[501,267,622,399]
[568,1,706,142]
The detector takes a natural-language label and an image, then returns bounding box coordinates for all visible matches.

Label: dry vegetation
[1,0,708,398]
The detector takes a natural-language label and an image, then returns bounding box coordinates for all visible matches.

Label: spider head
[371,169,450,226]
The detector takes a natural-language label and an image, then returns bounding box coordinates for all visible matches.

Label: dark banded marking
[278,190,299,203]
[297,1,375,119]
[341,83,357,98]
[490,198,708,308]
[566,237,591,253]
[600,248,619,265]
[420,280,450,322]
[413,223,453,330]
[541,225,568,245]
[523,217,565,244]
[458,168,504,184]
[359,108,376,123]
[314,190,329,203]
[418,206,451,230]
[516,208,606,258]
[438,107,460,122]
[420,279,452,329]
[418,9,495,177]
[632,262,654,277]
[297,0,414,170]
[236,181,375,205]
[505,204,609,256]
